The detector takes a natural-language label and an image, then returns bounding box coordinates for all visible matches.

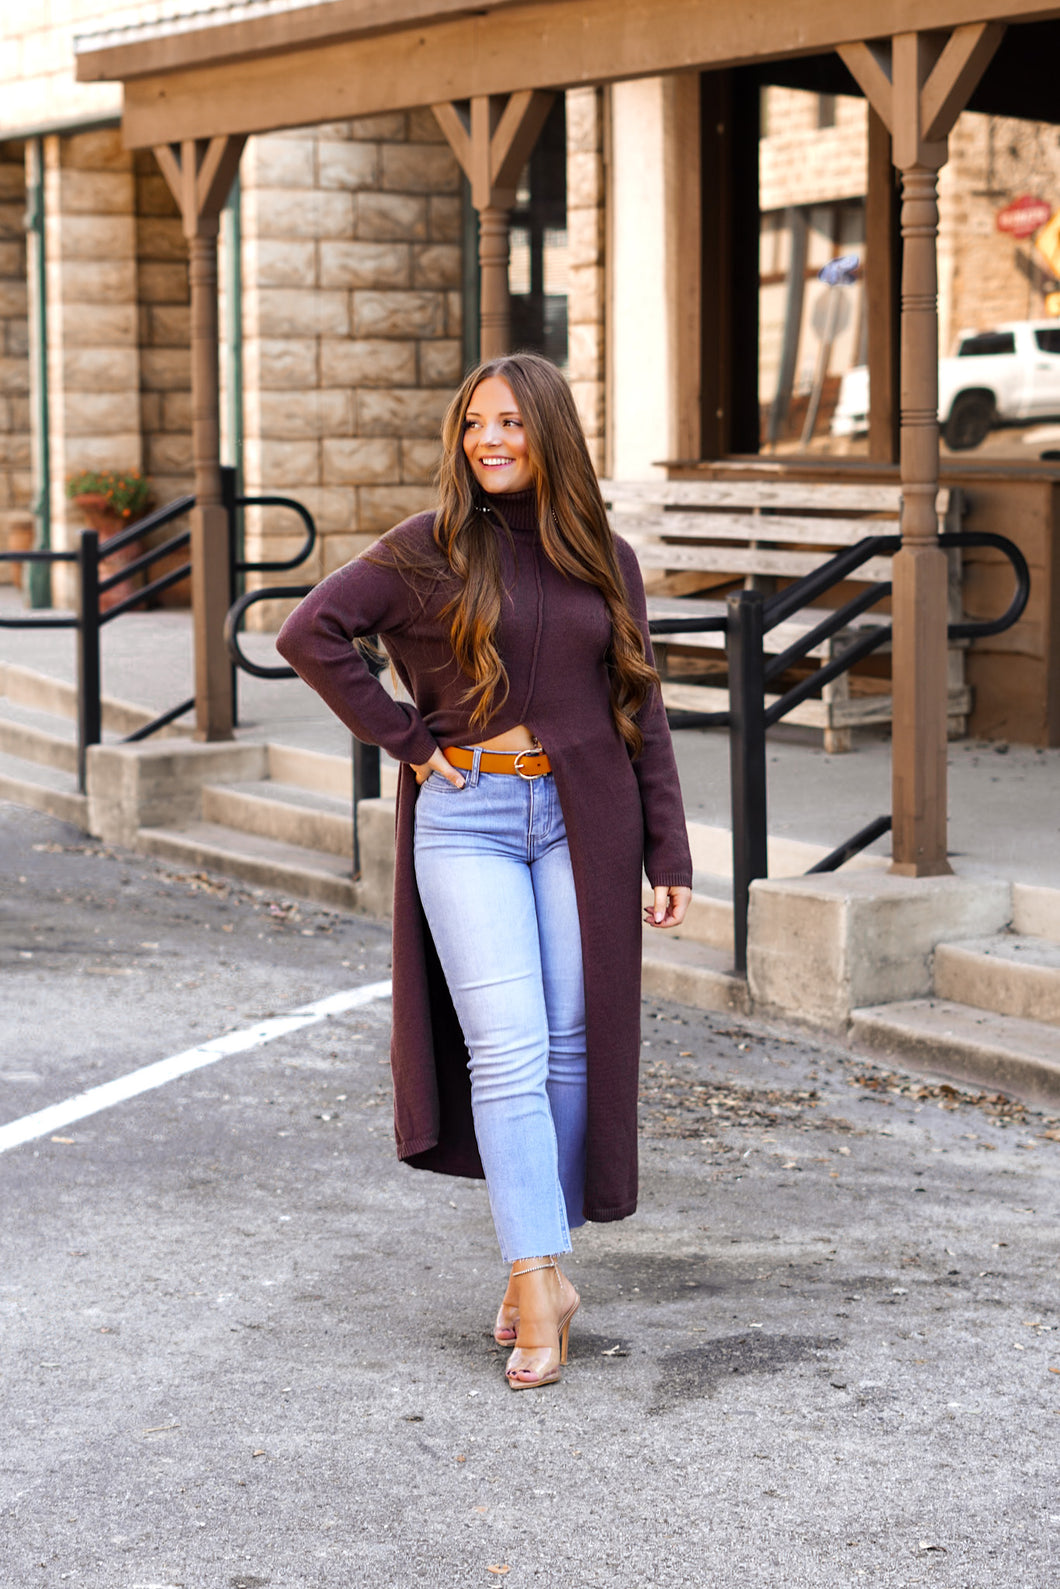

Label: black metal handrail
[223,584,311,679]
[649,527,1031,974]
[0,473,320,790]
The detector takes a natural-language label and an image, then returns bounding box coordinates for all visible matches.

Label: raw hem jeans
[413,756,588,1263]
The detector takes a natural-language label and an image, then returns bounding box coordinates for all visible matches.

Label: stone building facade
[0,139,30,586]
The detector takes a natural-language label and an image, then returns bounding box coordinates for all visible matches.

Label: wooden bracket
[839,22,1004,169]
[154,135,246,237]
[432,90,554,210]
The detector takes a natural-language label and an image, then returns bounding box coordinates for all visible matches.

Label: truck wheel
[943,391,994,450]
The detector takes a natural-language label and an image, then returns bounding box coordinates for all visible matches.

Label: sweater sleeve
[276,523,441,766]
[615,536,694,890]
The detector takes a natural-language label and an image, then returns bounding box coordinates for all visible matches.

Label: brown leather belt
[443,745,552,779]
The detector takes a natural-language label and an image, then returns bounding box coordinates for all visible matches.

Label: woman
[277,353,692,1390]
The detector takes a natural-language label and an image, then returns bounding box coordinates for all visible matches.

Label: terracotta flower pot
[4,513,35,590]
[72,493,145,613]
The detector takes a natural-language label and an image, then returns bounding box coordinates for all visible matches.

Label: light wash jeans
[413,753,588,1263]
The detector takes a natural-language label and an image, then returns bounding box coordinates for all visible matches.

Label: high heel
[504,1258,580,1391]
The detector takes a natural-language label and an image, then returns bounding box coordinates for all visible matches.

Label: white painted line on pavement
[0,979,392,1156]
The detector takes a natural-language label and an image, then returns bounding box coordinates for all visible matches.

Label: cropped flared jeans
[413,754,588,1263]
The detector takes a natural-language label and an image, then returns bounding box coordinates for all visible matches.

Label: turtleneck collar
[479,486,538,534]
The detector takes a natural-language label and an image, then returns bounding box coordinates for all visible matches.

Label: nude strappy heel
[493,1300,518,1345]
[504,1258,580,1391]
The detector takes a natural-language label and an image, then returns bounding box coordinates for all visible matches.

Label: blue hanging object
[818,253,861,286]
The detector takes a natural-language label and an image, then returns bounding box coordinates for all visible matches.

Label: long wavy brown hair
[430,353,658,755]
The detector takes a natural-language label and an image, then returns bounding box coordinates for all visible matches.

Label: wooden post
[866,107,900,465]
[154,135,245,741]
[839,23,1003,876]
[433,91,555,361]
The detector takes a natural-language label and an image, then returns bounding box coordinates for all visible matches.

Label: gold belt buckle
[513,748,544,780]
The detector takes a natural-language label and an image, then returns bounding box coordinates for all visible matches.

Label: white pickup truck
[831,319,1060,449]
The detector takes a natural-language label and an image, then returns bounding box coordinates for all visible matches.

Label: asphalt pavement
[2,801,1059,1588]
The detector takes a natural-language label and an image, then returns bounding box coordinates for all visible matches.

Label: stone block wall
[939,111,1060,356]
[566,88,606,471]
[134,149,192,507]
[239,110,463,619]
[0,139,30,581]
[43,127,142,606]
[760,89,869,211]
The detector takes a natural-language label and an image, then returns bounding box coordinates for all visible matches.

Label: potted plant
[66,469,153,613]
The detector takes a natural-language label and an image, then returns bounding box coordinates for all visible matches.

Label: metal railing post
[727,590,768,977]
[77,530,101,794]
[221,464,240,726]
[352,736,381,880]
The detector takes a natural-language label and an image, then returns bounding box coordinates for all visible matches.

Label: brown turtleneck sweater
[277,488,692,1220]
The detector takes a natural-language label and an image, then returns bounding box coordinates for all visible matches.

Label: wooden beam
[664,73,702,463]
[865,108,900,465]
[836,40,895,129]
[920,20,1005,140]
[878,23,1004,875]
[110,0,1060,148]
[153,136,245,741]
[434,90,554,359]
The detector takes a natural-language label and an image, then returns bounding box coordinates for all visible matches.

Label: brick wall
[760,89,868,212]
[939,111,1060,355]
[239,110,462,619]
[134,149,192,507]
[43,127,142,605]
[0,139,30,579]
[566,88,606,471]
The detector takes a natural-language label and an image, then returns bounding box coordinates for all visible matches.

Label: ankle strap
[511,1258,556,1278]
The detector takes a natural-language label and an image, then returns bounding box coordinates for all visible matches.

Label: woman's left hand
[644,885,692,929]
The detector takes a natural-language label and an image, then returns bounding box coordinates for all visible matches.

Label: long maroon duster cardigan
[276,488,693,1221]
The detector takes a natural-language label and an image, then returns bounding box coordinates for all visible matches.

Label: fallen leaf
[1049,1367,1059,1375]
[456,1453,466,1464]
[1040,1129,1060,1142]
[486,1568,510,1577]
[251,1449,266,1458]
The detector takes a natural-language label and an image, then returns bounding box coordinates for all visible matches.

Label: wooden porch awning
[75,0,1060,147]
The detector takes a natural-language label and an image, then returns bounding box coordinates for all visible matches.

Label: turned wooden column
[478,204,514,361]
[434,91,555,363]
[891,157,951,874]
[839,23,1003,875]
[155,136,245,741]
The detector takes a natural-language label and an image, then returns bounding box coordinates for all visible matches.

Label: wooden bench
[599,478,971,753]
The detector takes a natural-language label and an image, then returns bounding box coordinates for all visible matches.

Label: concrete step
[641,869,733,951]
[136,821,363,911]
[1011,882,1060,945]
[0,746,87,827]
[202,779,353,857]
[934,935,1060,1026]
[641,934,749,1015]
[850,998,1060,1109]
[0,660,186,738]
[265,741,399,800]
[0,696,78,773]
[686,817,890,881]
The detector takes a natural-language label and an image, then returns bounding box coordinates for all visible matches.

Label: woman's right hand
[411,747,465,788]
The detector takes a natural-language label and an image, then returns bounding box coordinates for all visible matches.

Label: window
[1035,327,1060,353]
[958,331,1016,356]
[508,97,569,370]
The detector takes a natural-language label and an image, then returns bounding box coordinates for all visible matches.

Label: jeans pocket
[422,770,464,793]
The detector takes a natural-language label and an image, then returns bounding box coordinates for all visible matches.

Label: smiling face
[461,375,534,495]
